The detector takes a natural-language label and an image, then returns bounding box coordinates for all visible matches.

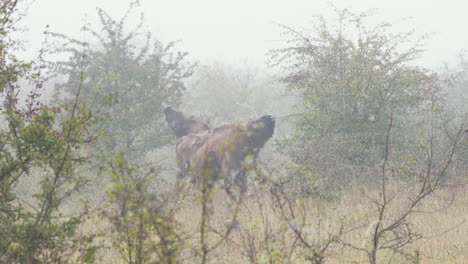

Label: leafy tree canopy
[51,3,195,160]
[270,8,452,167]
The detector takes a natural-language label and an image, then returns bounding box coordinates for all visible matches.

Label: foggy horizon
[19,0,468,70]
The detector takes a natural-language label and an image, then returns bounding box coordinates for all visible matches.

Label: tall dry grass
[79,175,467,263]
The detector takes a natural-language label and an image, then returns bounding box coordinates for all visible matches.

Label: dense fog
[1,1,467,263]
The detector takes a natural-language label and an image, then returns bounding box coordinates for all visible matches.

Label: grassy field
[79,172,468,264]
[13,144,467,263]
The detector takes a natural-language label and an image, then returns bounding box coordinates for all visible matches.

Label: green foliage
[51,4,195,160]
[104,153,181,264]
[1,2,99,262]
[452,57,468,169]
[0,96,99,263]
[270,8,453,185]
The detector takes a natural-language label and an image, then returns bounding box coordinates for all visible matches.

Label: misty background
[16,0,468,135]
[2,0,467,262]
[19,0,468,68]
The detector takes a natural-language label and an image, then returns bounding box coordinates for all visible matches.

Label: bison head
[246,115,275,150]
[164,107,210,138]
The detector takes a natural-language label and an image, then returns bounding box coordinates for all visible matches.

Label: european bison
[164,107,210,138]
[164,107,275,194]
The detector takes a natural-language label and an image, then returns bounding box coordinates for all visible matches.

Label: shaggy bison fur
[164,107,275,194]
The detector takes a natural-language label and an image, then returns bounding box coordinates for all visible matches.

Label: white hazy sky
[19,0,468,69]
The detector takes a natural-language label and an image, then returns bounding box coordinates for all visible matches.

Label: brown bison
[164,107,275,194]
[164,107,210,138]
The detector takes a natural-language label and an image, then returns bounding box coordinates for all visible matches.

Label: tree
[1,1,98,262]
[51,3,195,160]
[270,8,453,185]
[104,155,182,264]
[451,56,468,169]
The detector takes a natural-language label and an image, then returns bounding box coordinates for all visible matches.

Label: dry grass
[79,175,467,263]
[14,158,467,264]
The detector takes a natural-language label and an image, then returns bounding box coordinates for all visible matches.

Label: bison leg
[200,151,218,190]
[224,169,248,196]
[176,171,185,187]
[176,160,190,189]
[234,169,248,194]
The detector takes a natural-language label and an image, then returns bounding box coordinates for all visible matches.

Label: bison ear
[164,107,187,138]
[247,115,275,148]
